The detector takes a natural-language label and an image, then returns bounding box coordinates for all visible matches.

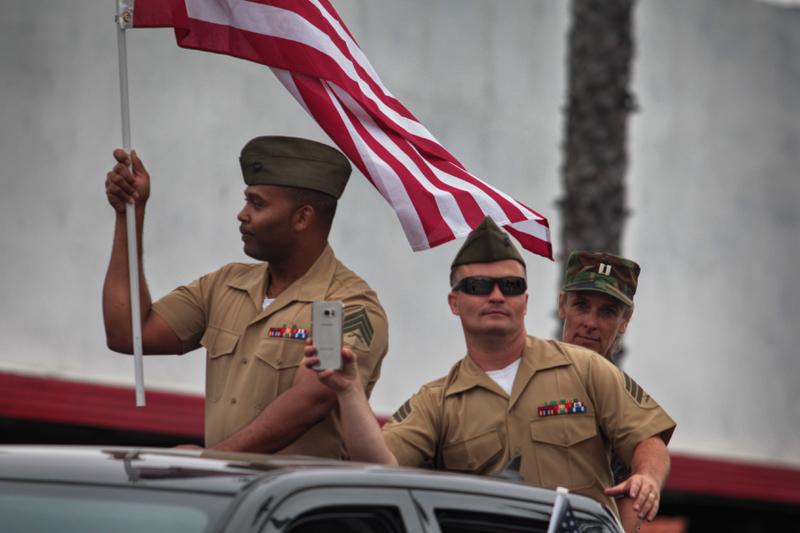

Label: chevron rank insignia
[623,372,653,406]
[391,399,412,423]
[342,307,374,346]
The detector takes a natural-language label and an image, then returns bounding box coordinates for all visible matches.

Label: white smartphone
[312,301,343,371]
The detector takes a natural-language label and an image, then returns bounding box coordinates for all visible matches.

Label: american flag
[129,0,553,259]
[547,487,581,533]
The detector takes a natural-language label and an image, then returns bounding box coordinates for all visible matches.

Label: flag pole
[116,0,145,407]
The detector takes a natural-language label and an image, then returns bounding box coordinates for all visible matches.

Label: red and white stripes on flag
[132,0,553,259]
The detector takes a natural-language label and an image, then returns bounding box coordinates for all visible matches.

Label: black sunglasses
[452,276,527,296]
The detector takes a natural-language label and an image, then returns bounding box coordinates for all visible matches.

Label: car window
[435,509,548,533]
[0,481,231,533]
[412,490,615,533]
[258,487,420,533]
[286,505,405,533]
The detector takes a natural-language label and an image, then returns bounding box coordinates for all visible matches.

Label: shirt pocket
[530,414,599,489]
[442,429,503,474]
[252,336,304,410]
[201,325,240,403]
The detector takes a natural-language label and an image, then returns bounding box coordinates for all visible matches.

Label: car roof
[0,445,614,519]
[0,445,343,494]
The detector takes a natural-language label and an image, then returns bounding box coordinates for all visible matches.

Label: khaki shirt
[152,245,388,457]
[382,335,675,515]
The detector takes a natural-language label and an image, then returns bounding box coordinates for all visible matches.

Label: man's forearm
[631,436,670,486]
[103,207,152,352]
[336,385,397,465]
[211,379,337,453]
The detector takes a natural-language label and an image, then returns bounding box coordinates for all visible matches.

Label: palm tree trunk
[560,0,636,260]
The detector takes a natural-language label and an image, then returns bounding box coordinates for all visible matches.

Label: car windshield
[0,481,232,533]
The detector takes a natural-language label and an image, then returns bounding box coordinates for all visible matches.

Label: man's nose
[582,311,598,329]
[488,283,505,301]
[237,206,248,222]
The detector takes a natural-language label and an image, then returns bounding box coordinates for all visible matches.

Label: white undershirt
[262,296,274,310]
[485,357,521,396]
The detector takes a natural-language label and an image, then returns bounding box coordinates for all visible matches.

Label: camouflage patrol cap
[562,251,640,307]
[239,136,351,198]
[451,217,526,269]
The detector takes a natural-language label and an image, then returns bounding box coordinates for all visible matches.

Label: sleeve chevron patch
[342,307,374,346]
[623,372,651,406]
[391,399,412,423]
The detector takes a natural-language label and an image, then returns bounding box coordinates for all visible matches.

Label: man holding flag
[103,135,388,456]
[107,0,554,456]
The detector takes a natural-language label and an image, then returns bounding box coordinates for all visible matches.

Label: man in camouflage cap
[559,251,641,362]
[102,136,388,456]
[558,251,646,531]
[306,217,675,528]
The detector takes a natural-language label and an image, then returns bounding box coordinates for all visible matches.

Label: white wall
[627,0,800,465]
[0,0,797,466]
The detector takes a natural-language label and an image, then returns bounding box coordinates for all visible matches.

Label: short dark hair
[289,187,338,231]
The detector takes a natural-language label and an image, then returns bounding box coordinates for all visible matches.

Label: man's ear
[557,292,567,321]
[447,291,460,316]
[292,204,314,232]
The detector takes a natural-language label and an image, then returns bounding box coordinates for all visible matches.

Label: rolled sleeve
[587,356,676,466]
[341,300,389,398]
[151,276,209,353]
[381,385,442,468]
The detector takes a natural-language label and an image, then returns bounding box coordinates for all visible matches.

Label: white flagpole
[116,0,145,406]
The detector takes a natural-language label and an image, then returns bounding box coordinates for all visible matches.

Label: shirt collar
[444,336,573,398]
[226,263,268,312]
[226,244,337,316]
[273,244,337,304]
[444,352,511,398]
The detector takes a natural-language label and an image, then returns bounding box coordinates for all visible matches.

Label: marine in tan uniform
[305,217,675,524]
[103,136,388,456]
[558,250,648,532]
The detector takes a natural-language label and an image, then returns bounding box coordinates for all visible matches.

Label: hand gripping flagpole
[116,0,146,406]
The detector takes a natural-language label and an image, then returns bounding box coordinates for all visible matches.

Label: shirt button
[230,397,237,405]
[242,358,248,365]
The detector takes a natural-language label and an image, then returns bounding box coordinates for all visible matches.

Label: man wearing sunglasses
[305,217,675,528]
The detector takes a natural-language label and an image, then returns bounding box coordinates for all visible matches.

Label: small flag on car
[546,486,581,533]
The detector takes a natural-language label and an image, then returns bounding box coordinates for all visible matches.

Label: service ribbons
[267,324,309,340]
[538,399,586,417]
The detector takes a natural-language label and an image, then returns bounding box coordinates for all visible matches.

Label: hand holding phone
[311,301,343,371]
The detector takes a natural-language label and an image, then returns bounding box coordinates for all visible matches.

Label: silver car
[0,445,622,532]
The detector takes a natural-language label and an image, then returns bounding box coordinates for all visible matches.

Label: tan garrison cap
[562,251,640,307]
[239,136,351,198]
[451,217,525,269]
